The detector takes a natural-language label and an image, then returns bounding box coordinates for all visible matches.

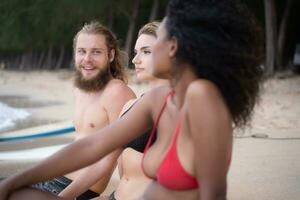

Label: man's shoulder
[106,79,127,89]
[103,79,135,98]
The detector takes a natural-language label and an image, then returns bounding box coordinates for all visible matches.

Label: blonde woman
[107,21,168,200]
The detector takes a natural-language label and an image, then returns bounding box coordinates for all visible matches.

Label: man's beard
[74,66,111,93]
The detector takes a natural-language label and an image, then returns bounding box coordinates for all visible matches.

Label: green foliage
[0,0,120,51]
[0,0,168,69]
[0,0,169,52]
[4,0,297,72]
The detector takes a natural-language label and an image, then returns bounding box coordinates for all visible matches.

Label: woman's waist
[118,175,152,187]
[143,181,198,200]
[116,178,152,200]
[65,171,109,193]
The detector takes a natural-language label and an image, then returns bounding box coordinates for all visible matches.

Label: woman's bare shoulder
[186,79,229,115]
[186,79,221,99]
[186,79,232,133]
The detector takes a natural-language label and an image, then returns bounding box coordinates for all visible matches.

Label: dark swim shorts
[32,176,99,200]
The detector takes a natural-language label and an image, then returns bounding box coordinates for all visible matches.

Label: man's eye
[77,49,85,54]
[93,50,102,54]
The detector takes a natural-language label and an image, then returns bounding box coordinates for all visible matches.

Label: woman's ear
[168,36,178,57]
[109,49,115,63]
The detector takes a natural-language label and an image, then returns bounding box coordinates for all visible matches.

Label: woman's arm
[0,90,154,199]
[186,80,232,200]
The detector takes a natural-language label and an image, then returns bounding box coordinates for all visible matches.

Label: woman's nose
[132,54,141,64]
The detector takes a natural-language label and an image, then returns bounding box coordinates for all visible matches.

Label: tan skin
[59,33,136,198]
[0,19,232,200]
[9,33,135,199]
[111,32,169,200]
[61,79,132,197]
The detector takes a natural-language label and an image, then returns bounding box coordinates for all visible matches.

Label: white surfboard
[0,144,68,160]
[0,121,74,160]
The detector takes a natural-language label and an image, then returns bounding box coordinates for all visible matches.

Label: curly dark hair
[166,0,264,128]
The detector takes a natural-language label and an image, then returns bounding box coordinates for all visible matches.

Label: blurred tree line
[0,0,167,70]
[0,0,299,75]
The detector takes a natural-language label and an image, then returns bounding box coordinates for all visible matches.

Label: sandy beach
[1,69,299,135]
[0,70,75,133]
[0,69,299,199]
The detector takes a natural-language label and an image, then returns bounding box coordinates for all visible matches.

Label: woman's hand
[0,179,12,200]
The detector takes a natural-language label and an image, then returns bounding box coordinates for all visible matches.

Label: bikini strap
[173,110,185,141]
[143,89,174,153]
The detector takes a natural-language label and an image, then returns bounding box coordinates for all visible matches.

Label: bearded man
[33,21,136,200]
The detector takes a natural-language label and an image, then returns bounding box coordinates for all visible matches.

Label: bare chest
[73,95,109,138]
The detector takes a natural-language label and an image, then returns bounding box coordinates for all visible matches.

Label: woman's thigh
[9,188,64,200]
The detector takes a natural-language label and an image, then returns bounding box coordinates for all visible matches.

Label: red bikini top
[141,89,198,190]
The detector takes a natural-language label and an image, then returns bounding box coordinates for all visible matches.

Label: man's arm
[59,81,136,198]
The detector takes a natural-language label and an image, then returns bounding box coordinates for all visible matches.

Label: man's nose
[83,52,92,62]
